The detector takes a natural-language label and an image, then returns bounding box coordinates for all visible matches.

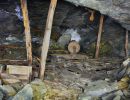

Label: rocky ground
[0,53,130,100]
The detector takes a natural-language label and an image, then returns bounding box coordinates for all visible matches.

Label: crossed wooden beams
[21,0,129,80]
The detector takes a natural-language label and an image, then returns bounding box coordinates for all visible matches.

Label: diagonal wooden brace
[40,0,58,79]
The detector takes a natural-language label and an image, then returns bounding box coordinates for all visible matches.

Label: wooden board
[7,65,32,77]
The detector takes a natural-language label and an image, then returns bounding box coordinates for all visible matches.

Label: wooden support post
[21,0,32,65]
[40,0,58,79]
[125,30,129,58]
[95,15,104,59]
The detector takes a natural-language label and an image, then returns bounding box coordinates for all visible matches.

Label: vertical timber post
[21,0,32,65]
[95,15,104,59]
[125,30,129,58]
[40,0,58,79]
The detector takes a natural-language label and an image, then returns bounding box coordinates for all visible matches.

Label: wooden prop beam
[125,30,129,58]
[95,15,104,58]
[21,0,32,65]
[40,0,58,79]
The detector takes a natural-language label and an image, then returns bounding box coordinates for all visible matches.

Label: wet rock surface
[0,3,23,34]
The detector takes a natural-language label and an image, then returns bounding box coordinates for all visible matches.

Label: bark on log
[40,0,58,79]
[21,0,32,65]
[95,15,104,59]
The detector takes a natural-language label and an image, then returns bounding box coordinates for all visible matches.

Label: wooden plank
[0,73,21,84]
[21,0,32,65]
[0,45,25,49]
[40,0,58,79]
[16,75,30,80]
[95,15,104,59]
[7,65,32,76]
[125,30,129,58]
[0,60,28,65]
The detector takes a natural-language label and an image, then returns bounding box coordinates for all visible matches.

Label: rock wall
[65,0,130,30]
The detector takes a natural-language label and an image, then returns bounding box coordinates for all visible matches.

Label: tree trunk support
[125,30,129,58]
[21,0,32,65]
[40,0,58,79]
[95,15,104,58]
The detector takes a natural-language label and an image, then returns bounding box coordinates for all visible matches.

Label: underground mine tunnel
[0,0,130,100]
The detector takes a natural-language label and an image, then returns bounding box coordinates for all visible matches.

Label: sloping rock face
[65,0,130,30]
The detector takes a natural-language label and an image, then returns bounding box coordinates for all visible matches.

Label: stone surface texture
[65,0,130,30]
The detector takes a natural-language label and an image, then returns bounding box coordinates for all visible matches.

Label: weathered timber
[0,73,21,84]
[7,65,32,75]
[68,41,80,54]
[21,0,32,65]
[95,15,104,58]
[7,65,32,81]
[125,30,129,58]
[40,0,58,79]
[0,45,25,49]
[0,60,28,65]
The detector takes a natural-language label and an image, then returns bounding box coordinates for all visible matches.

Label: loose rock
[12,84,33,100]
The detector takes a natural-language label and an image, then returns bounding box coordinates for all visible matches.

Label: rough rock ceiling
[65,0,130,30]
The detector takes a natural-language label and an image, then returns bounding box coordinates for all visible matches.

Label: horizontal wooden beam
[0,60,28,65]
